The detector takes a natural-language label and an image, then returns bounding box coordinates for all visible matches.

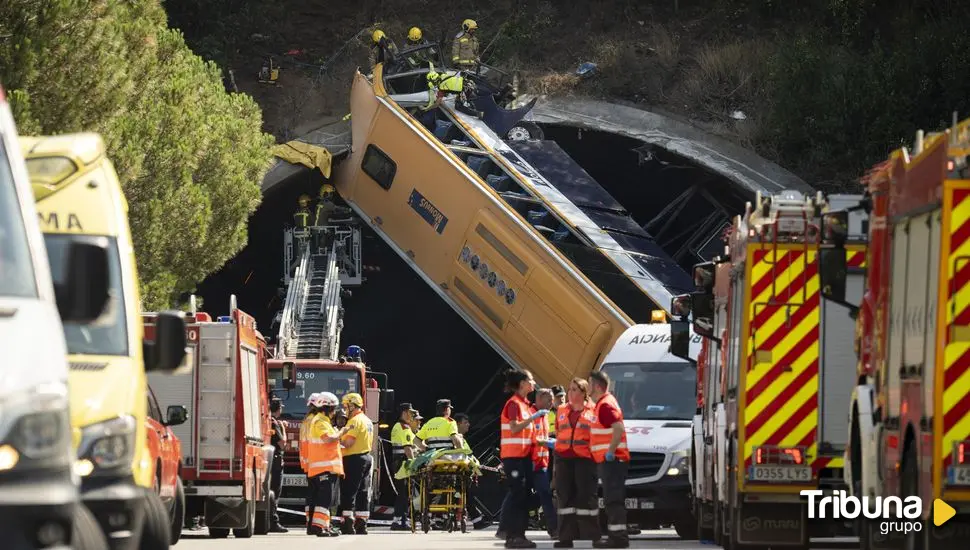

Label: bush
[0,0,275,308]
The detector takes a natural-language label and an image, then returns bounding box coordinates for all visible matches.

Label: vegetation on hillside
[0,0,275,308]
[165,0,970,190]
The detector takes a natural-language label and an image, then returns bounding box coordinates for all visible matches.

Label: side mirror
[691,291,715,339]
[144,311,187,372]
[165,405,188,426]
[670,319,692,361]
[821,210,849,247]
[670,293,692,317]
[379,388,395,413]
[281,361,297,389]
[57,240,110,323]
[693,262,716,294]
[819,247,848,303]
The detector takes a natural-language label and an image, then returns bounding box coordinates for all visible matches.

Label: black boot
[354,517,368,535]
[593,537,630,549]
[340,518,355,535]
[270,523,289,533]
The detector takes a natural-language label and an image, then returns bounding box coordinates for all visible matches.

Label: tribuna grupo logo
[801,490,922,535]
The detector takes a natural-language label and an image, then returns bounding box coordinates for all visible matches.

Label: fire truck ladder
[295,244,344,359]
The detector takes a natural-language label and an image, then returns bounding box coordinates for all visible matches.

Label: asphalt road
[176,527,860,549]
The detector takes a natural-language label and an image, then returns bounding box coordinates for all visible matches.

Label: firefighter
[306,392,345,537]
[531,388,558,539]
[390,402,418,530]
[338,392,374,534]
[588,370,630,549]
[299,393,320,534]
[403,26,435,69]
[553,378,600,548]
[454,412,491,530]
[500,369,545,549]
[414,398,463,451]
[423,65,483,118]
[452,19,480,70]
[269,398,289,532]
[369,29,399,67]
[294,194,311,230]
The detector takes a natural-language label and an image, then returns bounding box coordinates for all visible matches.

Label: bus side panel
[740,244,821,490]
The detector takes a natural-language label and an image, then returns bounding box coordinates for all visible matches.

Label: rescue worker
[531,388,558,539]
[588,371,630,548]
[414,398,463,451]
[423,65,483,118]
[269,398,289,533]
[299,393,320,534]
[548,385,566,486]
[553,378,600,548]
[294,194,311,230]
[369,29,399,67]
[403,26,436,68]
[410,410,423,432]
[338,392,374,535]
[452,19,480,70]
[500,369,545,549]
[390,402,418,530]
[454,412,492,530]
[306,392,345,537]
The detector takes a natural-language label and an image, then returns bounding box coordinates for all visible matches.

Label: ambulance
[596,322,701,539]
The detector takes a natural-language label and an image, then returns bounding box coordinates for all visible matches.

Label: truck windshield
[268,367,361,417]
[0,139,38,298]
[601,361,696,420]
[44,234,129,355]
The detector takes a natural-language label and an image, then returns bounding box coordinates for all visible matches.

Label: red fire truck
[267,357,393,516]
[145,295,276,539]
[820,119,970,549]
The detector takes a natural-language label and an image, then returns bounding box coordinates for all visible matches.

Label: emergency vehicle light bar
[754,445,805,465]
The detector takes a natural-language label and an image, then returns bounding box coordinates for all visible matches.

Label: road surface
[176,527,859,549]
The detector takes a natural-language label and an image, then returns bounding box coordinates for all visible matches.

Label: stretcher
[394,448,481,533]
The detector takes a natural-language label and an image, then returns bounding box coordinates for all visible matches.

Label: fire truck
[145,296,276,539]
[671,190,866,548]
[819,117,970,549]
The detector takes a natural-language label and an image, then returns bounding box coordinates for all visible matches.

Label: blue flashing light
[217,316,231,323]
[346,345,363,359]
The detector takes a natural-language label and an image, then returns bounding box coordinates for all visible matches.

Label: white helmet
[309,393,329,408]
[306,392,321,407]
[318,392,340,407]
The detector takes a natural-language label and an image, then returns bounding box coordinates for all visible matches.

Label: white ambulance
[596,322,701,539]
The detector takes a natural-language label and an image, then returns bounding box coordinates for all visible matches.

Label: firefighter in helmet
[369,29,399,68]
[403,26,436,69]
[294,194,311,230]
[452,19,480,70]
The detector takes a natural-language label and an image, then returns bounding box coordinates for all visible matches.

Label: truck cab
[596,322,701,539]
[0,85,110,549]
[22,132,187,549]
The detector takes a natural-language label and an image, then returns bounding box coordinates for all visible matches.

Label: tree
[0,0,274,308]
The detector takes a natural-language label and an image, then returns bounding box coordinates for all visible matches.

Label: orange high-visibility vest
[531,406,550,469]
[299,414,313,473]
[500,394,534,459]
[590,393,630,463]
[554,403,594,459]
[307,415,345,478]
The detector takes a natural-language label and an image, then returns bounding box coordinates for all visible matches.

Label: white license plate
[749,465,812,482]
[950,466,970,485]
[639,499,655,509]
[283,475,307,487]
[597,497,650,510]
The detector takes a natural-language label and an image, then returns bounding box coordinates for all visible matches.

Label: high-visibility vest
[531,406,550,469]
[590,393,630,463]
[390,421,415,459]
[500,394,534,459]
[299,414,314,472]
[417,416,458,450]
[547,410,557,436]
[307,415,344,477]
[554,403,594,459]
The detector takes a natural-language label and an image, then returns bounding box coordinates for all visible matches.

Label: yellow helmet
[372,29,385,44]
[342,392,364,408]
[408,27,422,41]
[462,19,477,32]
[320,183,335,197]
[298,194,310,206]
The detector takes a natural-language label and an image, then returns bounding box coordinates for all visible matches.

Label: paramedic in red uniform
[589,370,630,549]
[553,378,600,548]
[500,369,546,549]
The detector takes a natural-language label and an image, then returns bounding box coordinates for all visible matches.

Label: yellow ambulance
[23,132,187,550]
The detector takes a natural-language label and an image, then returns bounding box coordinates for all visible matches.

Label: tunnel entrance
[194,125,747,478]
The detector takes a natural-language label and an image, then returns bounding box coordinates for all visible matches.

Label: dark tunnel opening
[194,124,750,508]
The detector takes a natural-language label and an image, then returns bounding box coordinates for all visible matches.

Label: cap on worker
[413,410,424,420]
[398,402,418,414]
[437,398,452,408]
[372,29,386,43]
[270,397,283,412]
[408,27,422,41]
[342,392,364,408]
[462,19,477,32]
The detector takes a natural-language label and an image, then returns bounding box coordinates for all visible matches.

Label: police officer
[269,398,289,533]
[338,392,374,534]
[452,19,480,70]
[415,399,463,451]
[390,402,418,530]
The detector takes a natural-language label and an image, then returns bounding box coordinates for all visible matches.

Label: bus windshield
[44,234,129,355]
[601,361,696,421]
[268,367,362,417]
[0,139,37,298]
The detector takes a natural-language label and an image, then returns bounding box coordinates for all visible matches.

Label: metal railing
[276,246,312,358]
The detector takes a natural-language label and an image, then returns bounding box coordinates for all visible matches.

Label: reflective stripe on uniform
[576,508,599,516]
[557,507,576,515]
[608,524,626,531]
